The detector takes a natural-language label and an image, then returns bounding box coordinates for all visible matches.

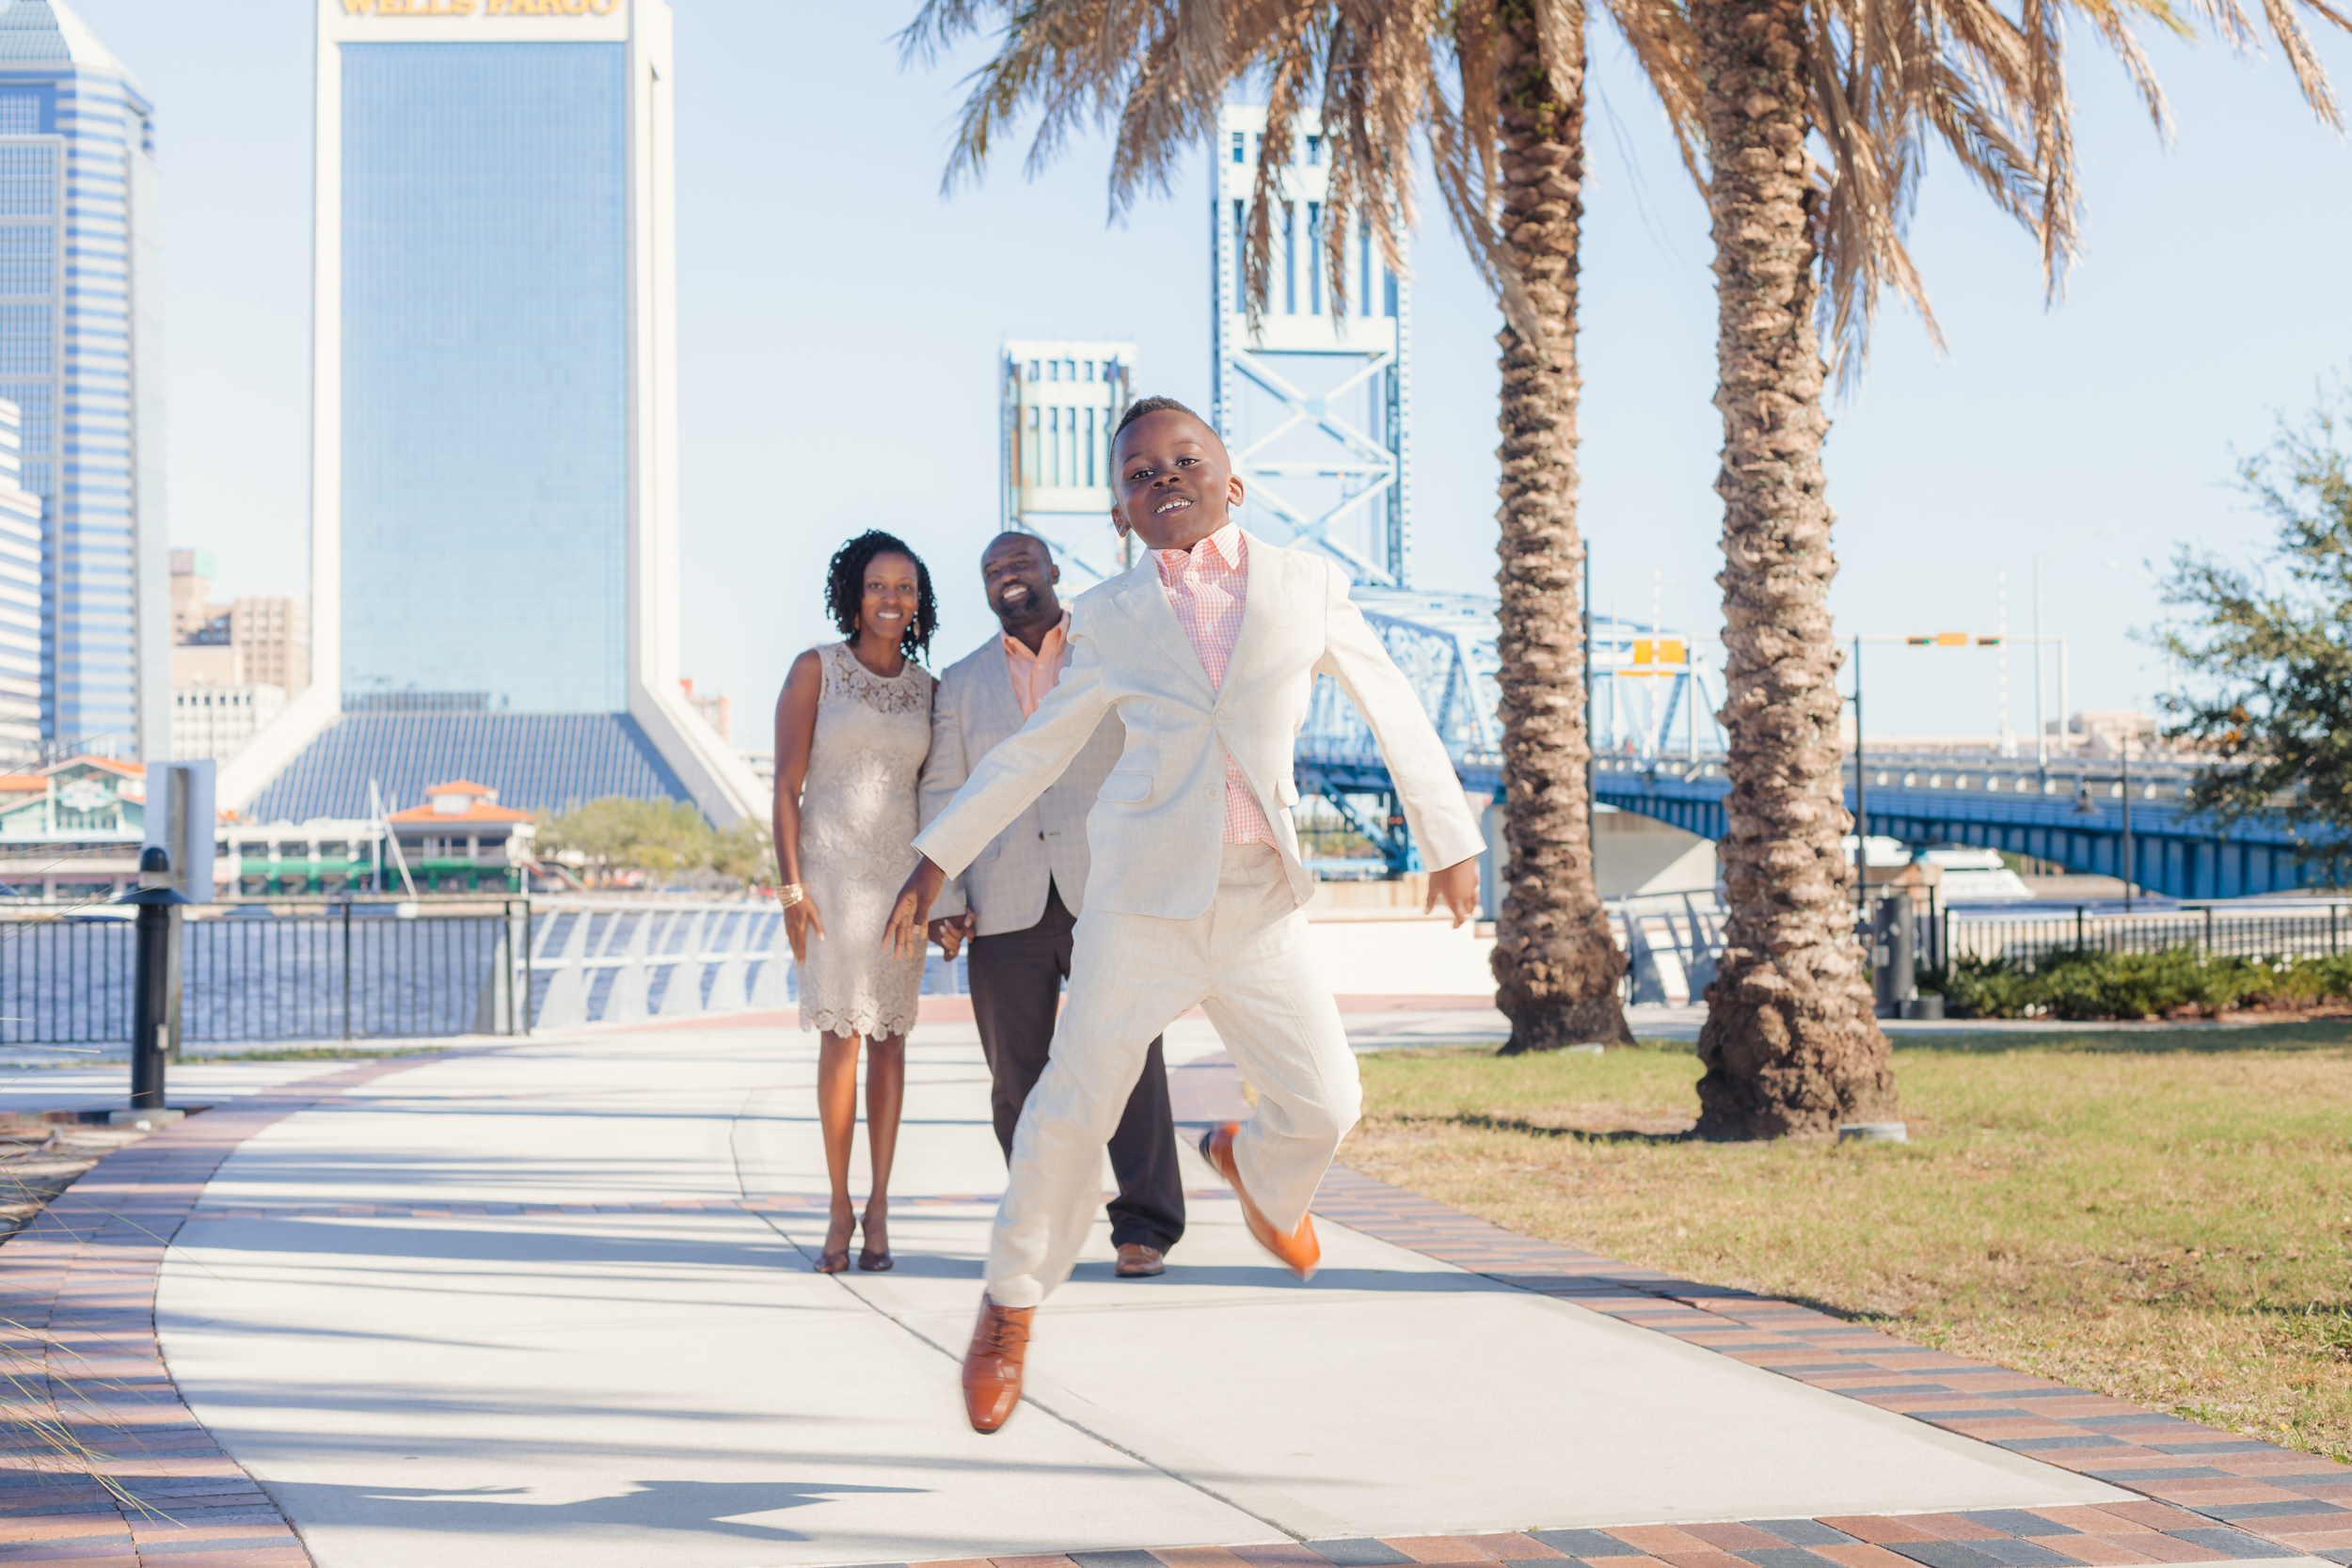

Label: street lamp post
[2033,557,2045,767]
[1583,546,1595,863]
[2072,757,2137,913]
[2033,527,2120,770]
[1851,633,1867,933]
[2122,742,2134,913]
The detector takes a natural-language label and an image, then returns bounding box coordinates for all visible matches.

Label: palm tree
[898,0,1705,1053]
[1683,0,2352,1137]
[1486,1,1645,1052]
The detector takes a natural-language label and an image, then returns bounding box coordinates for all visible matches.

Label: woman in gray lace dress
[772,531,938,1273]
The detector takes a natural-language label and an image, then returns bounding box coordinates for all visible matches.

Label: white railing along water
[528,899,786,1031]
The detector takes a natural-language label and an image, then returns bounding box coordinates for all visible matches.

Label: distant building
[221,0,755,831]
[384,780,536,895]
[230,595,309,695]
[218,777,538,899]
[169,550,310,765]
[2059,709,2160,759]
[169,548,222,641]
[680,678,729,744]
[170,633,240,688]
[0,2,169,761]
[172,682,286,765]
[0,399,42,761]
[218,816,384,900]
[0,755,146,901]
[0,753,140,835]
[1003,341,1137,588]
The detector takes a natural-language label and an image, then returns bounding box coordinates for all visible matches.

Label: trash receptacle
[1872,893,1916,1019]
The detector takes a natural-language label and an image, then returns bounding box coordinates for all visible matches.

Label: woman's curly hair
[824,531,936,660]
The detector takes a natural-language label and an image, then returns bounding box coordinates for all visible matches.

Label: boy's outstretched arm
[884,621,1114,956]
[1315,568,1487,929]
[1424,858,1480,928]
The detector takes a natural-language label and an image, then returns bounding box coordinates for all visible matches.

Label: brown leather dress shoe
[1114,1243,1165,1277]
[961,1294,1033,1433]
[1198,1121,1320,1280]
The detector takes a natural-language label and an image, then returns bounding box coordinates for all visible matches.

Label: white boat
[1914,845,2036,902]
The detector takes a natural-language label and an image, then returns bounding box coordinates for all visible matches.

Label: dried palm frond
[1597,0,1708,183]
[898,0,1705,351]
[1804,0,2345,380]
[2170,0,2351,122]
[902,0,2346,384]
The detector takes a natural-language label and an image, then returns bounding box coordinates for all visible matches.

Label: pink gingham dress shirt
[1002,610,1071,719]
[1153,521,1275,847]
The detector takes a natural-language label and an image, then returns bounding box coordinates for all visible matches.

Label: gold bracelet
[778,883,804,909]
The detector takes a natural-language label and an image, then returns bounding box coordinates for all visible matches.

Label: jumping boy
[883,398,1484,1433]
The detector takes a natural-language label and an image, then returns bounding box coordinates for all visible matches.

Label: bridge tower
[1213,105,1409,587]
[1002,340,1137,588]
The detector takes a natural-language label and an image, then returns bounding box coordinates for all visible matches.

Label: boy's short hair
[1112,395,1207,443]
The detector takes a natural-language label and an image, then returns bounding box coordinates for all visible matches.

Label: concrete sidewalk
[129,1019,2296,1567]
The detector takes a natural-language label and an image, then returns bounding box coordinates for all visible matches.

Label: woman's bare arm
[773,649,825,957]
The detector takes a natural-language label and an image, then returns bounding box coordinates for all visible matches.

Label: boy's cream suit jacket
[912,532,1484,921]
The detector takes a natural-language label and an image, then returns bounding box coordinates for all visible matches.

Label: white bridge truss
[1214,105,1409,588]
[990,104,1719,874]
[1588,616,1726,762]
[1001,340,1137,588]
[1298,598,1724,781]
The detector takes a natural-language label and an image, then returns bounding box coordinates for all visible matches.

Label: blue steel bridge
[1302,588,2329,902]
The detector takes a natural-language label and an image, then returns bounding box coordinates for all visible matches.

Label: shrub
[1922,944,2352,1021]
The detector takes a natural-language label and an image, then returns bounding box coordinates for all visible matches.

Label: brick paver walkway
[852,1503,2336,1568]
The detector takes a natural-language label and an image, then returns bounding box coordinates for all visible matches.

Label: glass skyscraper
[230,0,759,827]
[340,40,628,714]
[0,1,167,762]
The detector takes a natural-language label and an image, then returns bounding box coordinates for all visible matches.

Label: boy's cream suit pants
[984,842,1356,1308]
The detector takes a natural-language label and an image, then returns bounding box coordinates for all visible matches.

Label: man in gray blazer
[919,531,1184,1278]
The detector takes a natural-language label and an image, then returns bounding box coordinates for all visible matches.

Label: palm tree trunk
[1690,0,1898,1133]
[1491,2,1634,1054]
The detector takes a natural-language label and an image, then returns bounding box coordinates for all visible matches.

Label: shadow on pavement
[171,1218,799,1268]
[268,1477,927,1543]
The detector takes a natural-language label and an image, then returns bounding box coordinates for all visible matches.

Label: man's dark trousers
[965,879,1185,1253]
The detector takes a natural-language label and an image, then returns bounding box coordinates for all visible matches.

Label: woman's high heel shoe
[857,1207,893,1272]
[815,1211,853,1274]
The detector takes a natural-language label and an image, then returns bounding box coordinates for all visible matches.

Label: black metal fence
[0,901,528,1047]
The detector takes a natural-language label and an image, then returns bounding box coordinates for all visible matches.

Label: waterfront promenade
[0,1017,2342,1565]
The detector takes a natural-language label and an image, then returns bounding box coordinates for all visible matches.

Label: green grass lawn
[1344,1023,2352,1462]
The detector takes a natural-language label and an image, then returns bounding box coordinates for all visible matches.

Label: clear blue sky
[73,0,2352,747]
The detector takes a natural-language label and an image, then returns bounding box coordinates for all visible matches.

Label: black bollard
[122,847,191,1113]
